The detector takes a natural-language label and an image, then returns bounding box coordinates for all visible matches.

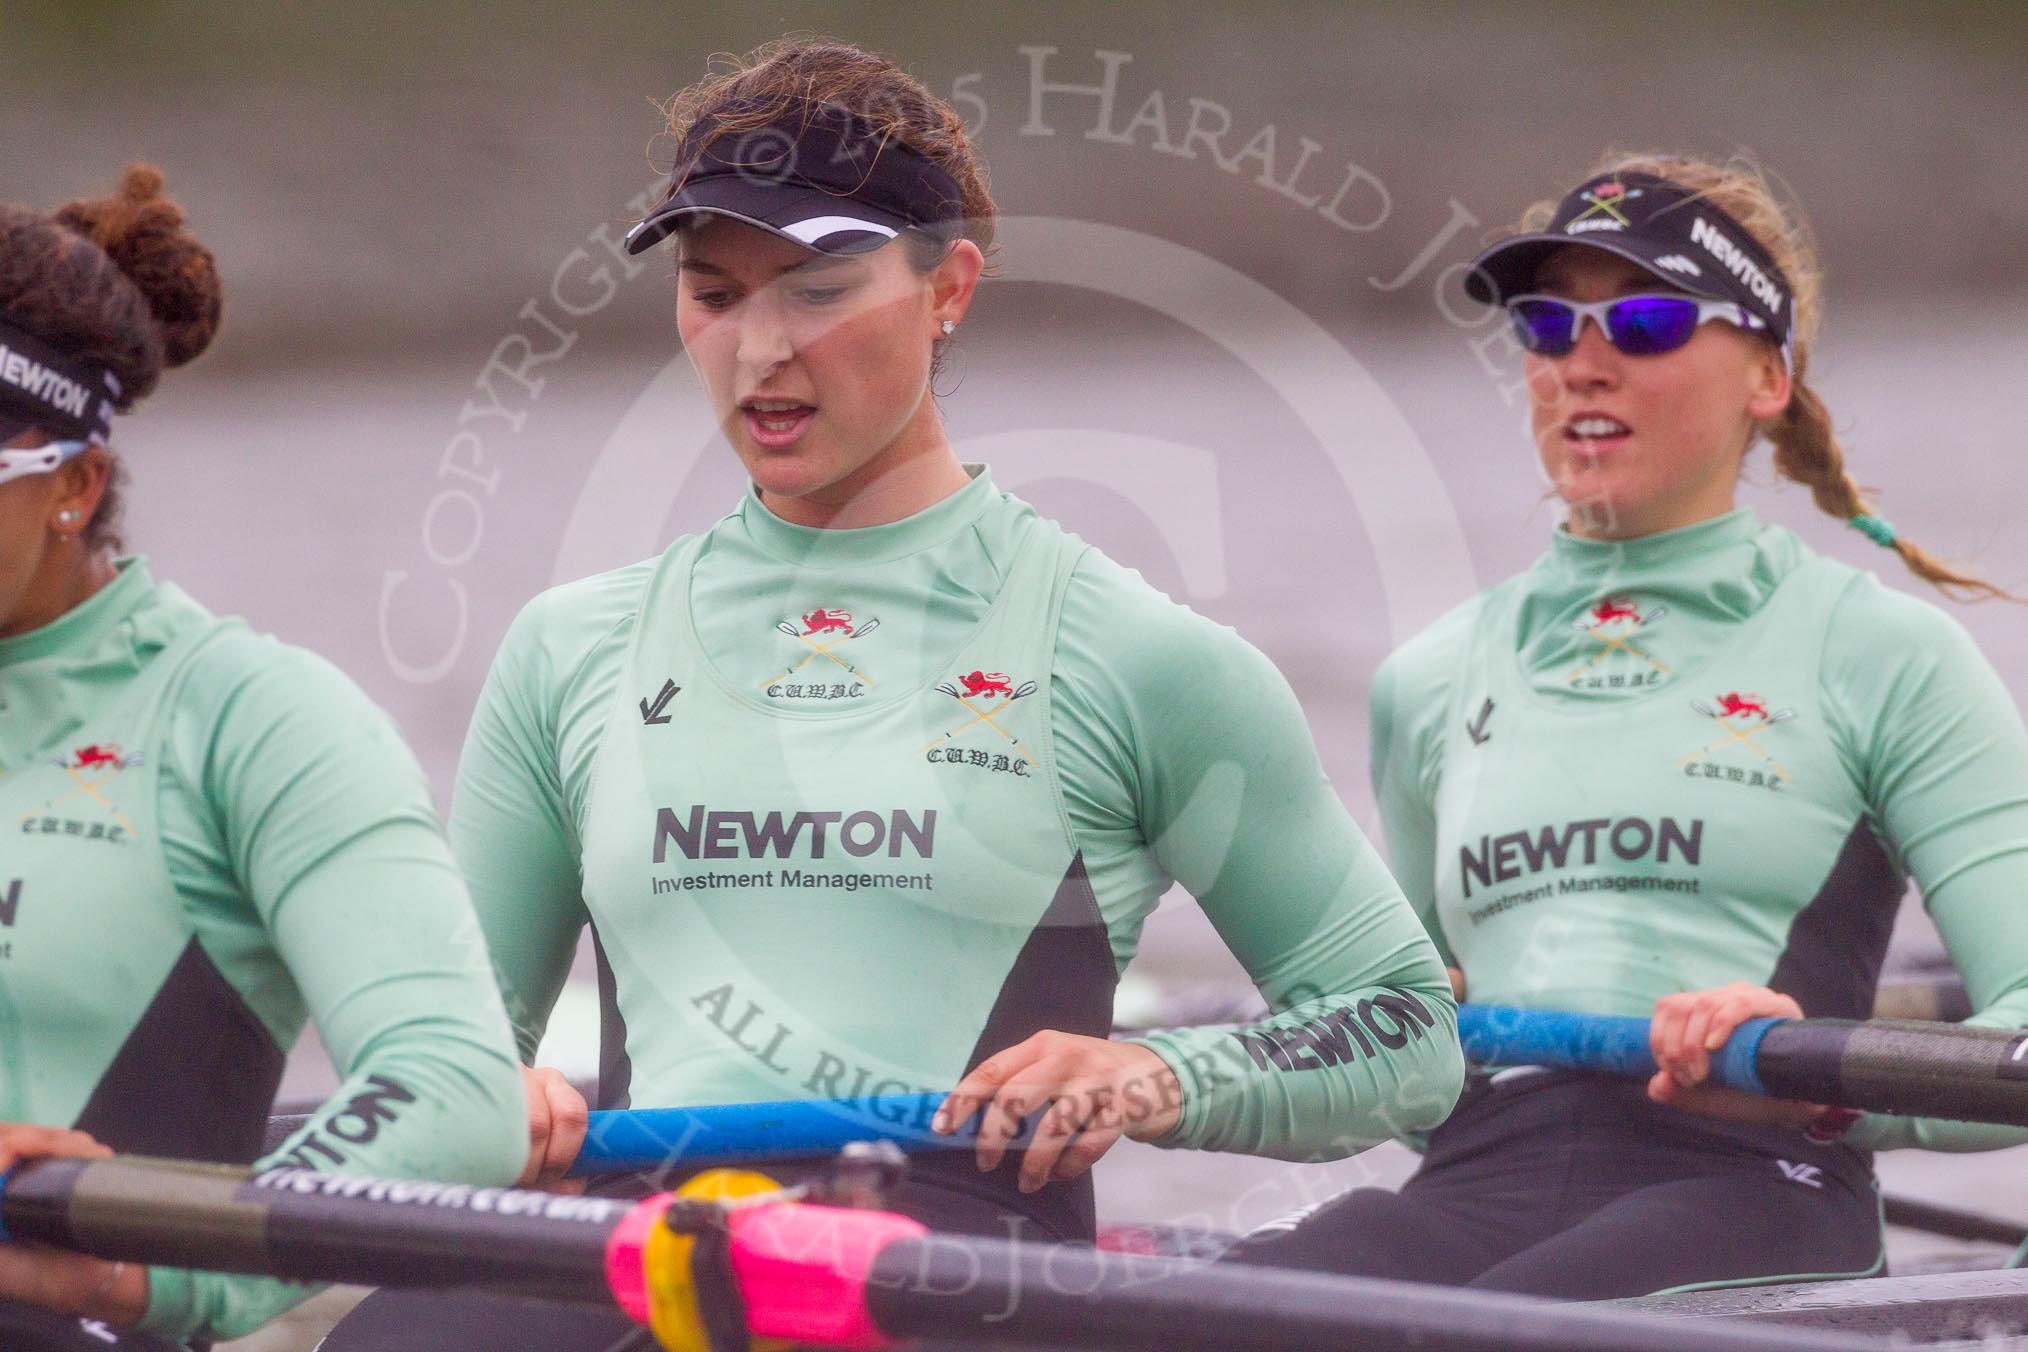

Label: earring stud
[940,320,955,336]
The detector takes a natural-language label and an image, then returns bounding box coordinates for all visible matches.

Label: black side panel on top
[73,936,283,1164]
[589,920,633,1110]
[930,851,1116,1242]
[1767,821,1906,1020]
[963,851,1117,1067]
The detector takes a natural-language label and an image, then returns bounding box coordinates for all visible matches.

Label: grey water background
[7,2,2028,1342]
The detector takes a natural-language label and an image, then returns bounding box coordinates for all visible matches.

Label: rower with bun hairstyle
[323,35,1463,1350]
[0,167,526,1350]
[1226,153,2028,1296]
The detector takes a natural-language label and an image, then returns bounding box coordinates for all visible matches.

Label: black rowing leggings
[317,1151,1085,1352]
[1222,1071,1884,1298]
[0,1304,194,1352]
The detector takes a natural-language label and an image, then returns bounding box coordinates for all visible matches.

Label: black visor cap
[625,99,966,257]
[1465,172,1792,345]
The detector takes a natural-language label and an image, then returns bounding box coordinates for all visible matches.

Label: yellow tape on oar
[644,1169,791,1352]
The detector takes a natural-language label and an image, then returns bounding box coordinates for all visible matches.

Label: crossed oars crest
[922,674,1038,766]
[24,745,141,835]
[760,611,880,689]
[1571,182,1642,226]
[1680,694,1795,783]
[1566,599,1669,682]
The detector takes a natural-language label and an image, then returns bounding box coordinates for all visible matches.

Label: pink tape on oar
[604,1192,673,1324]
[730,1202,927,1349]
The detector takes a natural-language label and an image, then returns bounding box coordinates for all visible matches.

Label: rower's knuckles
[550,1083,589,1135]
[548,1098,588,1165]
[966,1051,1020,1087]
[1648,1004,1682,1063]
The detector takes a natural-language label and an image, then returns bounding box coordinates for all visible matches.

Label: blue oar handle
[572,1091,966,1176]
[1460,1003,2028,1127]
[1455,1003,1782,1094]
[1711,1018,1782,1094]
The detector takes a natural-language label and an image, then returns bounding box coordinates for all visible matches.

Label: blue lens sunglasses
[1506,293,1773,359]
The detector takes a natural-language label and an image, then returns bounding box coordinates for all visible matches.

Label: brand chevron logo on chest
[760,607,878,701]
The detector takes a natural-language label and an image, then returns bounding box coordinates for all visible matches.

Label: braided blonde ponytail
[1767,355,2010,599]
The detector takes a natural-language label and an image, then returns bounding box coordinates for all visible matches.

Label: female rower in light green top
[1227,153,2028,1297]
[0,166,526,1350]
[464,32,1462,1238]
[326,37,1462,1351]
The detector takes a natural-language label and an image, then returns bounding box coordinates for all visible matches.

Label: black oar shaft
[862,1237,1886,1352]
[1756,1018,2028,1125]
[10,1158,1897,1352]
[1883,1193,2028,1247]
[2,1158,624,1306]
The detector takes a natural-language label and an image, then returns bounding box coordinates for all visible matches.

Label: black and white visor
[624,98,967,257]
[0,314,119,446]
[1465,171,1793,347]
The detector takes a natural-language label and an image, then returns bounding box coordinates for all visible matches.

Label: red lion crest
[802,608,854,636]
[960,671,1014,698]
[1715,692,1770,721]
[71,744,127,772]
[1590,597,1641,625]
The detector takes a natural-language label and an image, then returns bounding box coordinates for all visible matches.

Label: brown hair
[661,37,993,385]
[1523,150,2009,602]
[0,164,223,551]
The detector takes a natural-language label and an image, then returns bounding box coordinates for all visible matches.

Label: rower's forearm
[1132,979,1464,1159]
[139,1038,526,1341]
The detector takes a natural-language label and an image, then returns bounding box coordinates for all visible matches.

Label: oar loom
[262,1000,2028,1177]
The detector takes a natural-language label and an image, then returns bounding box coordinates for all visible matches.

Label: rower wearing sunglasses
[1226,155,2028,1295]
[0,167,526,1350]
